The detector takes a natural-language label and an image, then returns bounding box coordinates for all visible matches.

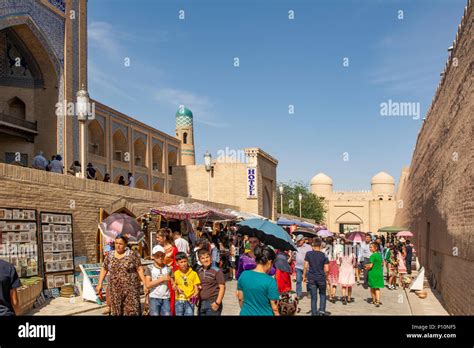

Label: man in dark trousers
[0,259,21,316]
[405,240,413,275]
[303,238,329,316]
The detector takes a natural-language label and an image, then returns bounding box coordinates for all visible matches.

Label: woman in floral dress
[397,244,407,287]
[338,240,356,305]
[97,235,146,316]
[156,228,178,314]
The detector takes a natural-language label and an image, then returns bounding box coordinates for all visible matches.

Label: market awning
[377,226,409,233]
[223,208,268,221]
[277,217,316,229]
[151,202,237,221]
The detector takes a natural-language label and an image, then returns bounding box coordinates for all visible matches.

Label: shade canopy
[377,226,409,233]
[277,217,316,229]
[151,202,236,221]
[293,228,318,238]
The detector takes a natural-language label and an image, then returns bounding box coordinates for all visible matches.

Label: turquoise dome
[176,106,193,127]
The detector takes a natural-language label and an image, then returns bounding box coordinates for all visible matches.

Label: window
[183,132,188,144]
[135,156,142,166]
[168,166,173,175]
[114,151,122,161]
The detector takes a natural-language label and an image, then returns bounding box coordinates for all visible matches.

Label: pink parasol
[396,231,414,237]
[99,213,144,243]
[345,231,366,243]
[316,229,333,238]
[151,202,236,221]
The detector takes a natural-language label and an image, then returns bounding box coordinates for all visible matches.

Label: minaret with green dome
[175,105,195,165]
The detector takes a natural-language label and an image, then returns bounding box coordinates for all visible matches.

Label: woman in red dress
[156,228,178,315]
[274,251,292,294]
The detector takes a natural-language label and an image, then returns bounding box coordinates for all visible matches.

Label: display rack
[0,208,39,278]
[39,212,75,288]
[79,263,107,303]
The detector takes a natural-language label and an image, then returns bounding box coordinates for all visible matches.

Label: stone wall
[393,0,473,315]
[0,163,237,263]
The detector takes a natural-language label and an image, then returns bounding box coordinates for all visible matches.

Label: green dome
[176,106,193,118]
[176,106,193,127]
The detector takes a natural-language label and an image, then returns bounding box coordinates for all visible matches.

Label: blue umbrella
[238,218,297,251]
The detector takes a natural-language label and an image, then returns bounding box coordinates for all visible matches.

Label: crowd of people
[93,226,415,317]
[31,151,136,186]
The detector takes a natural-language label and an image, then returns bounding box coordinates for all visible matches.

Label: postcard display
[79,263,107,303]
[0,208,39,278]
[40,213,75,288]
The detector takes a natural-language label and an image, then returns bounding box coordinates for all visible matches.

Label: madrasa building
[310,171,400,234]
[0,0,277,265]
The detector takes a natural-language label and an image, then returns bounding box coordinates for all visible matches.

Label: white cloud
[154,88,229,128]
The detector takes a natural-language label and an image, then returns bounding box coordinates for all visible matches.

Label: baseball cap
[152,245,165,255]
[296,234,304,242]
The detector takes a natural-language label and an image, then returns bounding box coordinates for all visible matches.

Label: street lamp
[298,193,303,218]
[204,151,212,200]
[76,84,90,179]
[279,185,284,214]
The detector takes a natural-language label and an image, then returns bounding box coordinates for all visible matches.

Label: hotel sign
[247,167,257,199]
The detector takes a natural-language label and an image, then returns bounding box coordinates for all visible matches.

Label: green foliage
[276,181,326,223]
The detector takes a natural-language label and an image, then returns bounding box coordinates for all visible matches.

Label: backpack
[190,250,200,271]
[278,291,300,316]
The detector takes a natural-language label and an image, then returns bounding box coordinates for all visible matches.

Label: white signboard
[247,167,257,199]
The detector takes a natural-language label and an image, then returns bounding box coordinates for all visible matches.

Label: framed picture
[43,233,53,242]
[52,243,59,252]
[19,258,28,268]
[29,231,36,242]
[7,233,15,242]
[12,210,20,219]
[42,225,50,233]
[4,210,12,220]
[43,243,53,252]
[64,243,72,252]
[0,221,5,230]
[27,258,37,267]
[56,234,64,242]
[66,216,71,224]
[20,232,29,243]
[65,261,73,270]
[59,253,68,261]
[44,253,53,262]
[53,254,61,262]
[67,274,74,284]
[66,252,73,261]
[26,210,36,220]
[26,267,37,276]
[0,209,5,219]
[54,275,65,288]
[65,225,72,233]
[45,262,54,272]
[46,276,55,289]
[58,243,65,252]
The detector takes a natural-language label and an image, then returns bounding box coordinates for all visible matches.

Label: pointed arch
[335,211,363,223]
[7,97,26,119]
[88,119,105,157]
[133,138,147,168]
[113,129,128,162]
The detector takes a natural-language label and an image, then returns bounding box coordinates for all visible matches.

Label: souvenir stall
[148,202,237,249]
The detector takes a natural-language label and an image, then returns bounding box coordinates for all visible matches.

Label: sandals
[342,297,347,305]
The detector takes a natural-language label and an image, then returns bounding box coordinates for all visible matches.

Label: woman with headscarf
[96,235,146,315]
[274,251,292,294]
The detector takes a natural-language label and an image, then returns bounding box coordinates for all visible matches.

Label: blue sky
[88,0,466,190]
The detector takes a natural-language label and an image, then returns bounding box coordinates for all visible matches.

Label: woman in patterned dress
[397,244,407,287]
[97,235,146,316]
[325,237,340,303]
[338,240,356,305]
[156,228,178,315]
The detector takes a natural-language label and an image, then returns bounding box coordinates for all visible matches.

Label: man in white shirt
[32,151,48,170]
[294,234,312,299]
[173,231,190,255]
[127,172,135,188]
[359,234,373,289]
[49,155,64,174]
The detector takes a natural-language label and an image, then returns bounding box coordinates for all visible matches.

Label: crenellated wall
[394,0,473,315]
